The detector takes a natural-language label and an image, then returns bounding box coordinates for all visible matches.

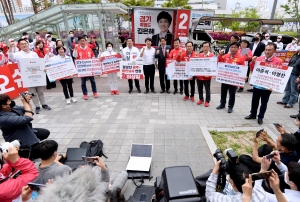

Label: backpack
[127,185,155,202]
[79,140,108,158]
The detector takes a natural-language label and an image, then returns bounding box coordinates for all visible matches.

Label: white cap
[45,34,51,38]
[8,38,14,42]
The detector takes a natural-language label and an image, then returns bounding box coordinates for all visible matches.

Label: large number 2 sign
[175,10,191,38]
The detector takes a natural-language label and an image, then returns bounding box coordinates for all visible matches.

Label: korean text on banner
[100,54,122,74]
[189,57,217,76]
[8,63,28,93]
[75,58,102,77]
[216,62,248,87]
[175,10,191,49]
[166,59,191,80]
[275,51,296,66]
[19,58,46,88]
[133,9,174,47]
[250,61,292,93]
[120,61,144,80]
[0,65,19,99]
[45,59,78,82]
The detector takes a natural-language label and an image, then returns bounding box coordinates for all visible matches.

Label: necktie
[163,47,165,56]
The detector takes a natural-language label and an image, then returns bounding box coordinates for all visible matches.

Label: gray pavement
[0,76,298,198]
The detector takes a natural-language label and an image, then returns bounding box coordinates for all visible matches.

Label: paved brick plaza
[1,76,298,198]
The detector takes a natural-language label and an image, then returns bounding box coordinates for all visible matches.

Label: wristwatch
[24,110,34,115]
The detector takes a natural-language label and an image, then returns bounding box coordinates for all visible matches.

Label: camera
[21,92,34,97]
[0,140,20,154]
[213,148,238,192]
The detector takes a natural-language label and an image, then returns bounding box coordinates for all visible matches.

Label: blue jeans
[81,76,97,95]
[282,74,299,107]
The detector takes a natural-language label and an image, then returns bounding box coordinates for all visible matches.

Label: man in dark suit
[155,37,171,93]
[247,33,265,92]
[152,31,172,48]
[225,35,239,54]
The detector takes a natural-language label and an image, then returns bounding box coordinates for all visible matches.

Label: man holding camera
[0,93,50,159]
[206,159,268,201]
[0,147,38,202]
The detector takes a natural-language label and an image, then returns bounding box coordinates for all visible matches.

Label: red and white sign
[100,54,122,74]
[0,65,19,99]
[75,59,102,77]
[175,10,191,49]
[120,61,144,80]
[8,63,28,94]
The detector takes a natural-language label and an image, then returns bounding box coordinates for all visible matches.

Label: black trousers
[60,78,74,99]
[174,80,183,92]
[159,68,170,91]
[250,87,272,119]
[46,75,56,89]
[128,79,140,90]
[143,64,155,91]
[239,144,281,174]
[19,128,50,159]
[197,79,211,102]
[220,83,237,108]
[184,77,196,97]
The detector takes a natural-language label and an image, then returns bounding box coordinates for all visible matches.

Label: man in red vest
[197,42,215,107]
[178,41,196,102]
[73,36,98,100]
[217,42,246,113]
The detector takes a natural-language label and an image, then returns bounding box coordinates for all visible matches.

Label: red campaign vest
[77,46,94,59]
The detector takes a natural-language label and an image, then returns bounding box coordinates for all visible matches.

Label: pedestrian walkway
[0,77,298,198]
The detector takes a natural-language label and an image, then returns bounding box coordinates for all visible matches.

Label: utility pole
[202,0,203,9]
[269,0,278,31]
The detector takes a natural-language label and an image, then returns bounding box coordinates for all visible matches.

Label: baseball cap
[8,38,14,42]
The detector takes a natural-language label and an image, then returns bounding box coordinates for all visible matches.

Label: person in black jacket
[155,37,171,93]
[224,34,239,54]
[0,94,50,159]
[151,11,173,48]
[278,42,300,108]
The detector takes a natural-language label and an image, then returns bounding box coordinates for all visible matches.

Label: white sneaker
[66,99,71,105]
[71,97,77,103]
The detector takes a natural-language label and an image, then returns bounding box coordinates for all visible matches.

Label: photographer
[206,160,268,201]
[0,147,38,202]
[0,94,50,159]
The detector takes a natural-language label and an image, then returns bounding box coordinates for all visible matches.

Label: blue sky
[227,0,285,10]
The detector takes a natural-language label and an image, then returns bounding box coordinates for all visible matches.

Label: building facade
[154,0,227,10]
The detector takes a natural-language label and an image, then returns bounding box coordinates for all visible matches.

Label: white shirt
[0,52,5,65]
[252,41,259,54]
[8,50,39,68]
[121,46,140,61]
[46,55,71,62]
[100,50,117,57]
[286,43,298,51]
[266,189,300,202]
[262,39,272,45]
[140,47,155,65]
[274,42,284,50]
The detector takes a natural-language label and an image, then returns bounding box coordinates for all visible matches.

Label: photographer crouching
[0,93,50,159]
[0,145,38,201]
[205,149,268,201]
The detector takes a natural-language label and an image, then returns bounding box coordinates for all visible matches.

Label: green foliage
[281,0,300,33]
[63,0,101,3]
[275,31,298,37]
[161,0,191,9]
[240,8,261,32]
[122,0,155,7]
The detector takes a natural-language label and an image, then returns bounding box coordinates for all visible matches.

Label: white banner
[250,61,293,93]
[166,59,191,80]
[75,59,102,77]
[133,9,174,47]
[189,57,218,76]
[216,62,248,87]
[120,61,144,80]
[45,59,77,82]
[19,58,46,87]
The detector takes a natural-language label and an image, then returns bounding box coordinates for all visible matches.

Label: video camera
[20,92,34,97]
[213,148,238,192]
[0,140,20,169]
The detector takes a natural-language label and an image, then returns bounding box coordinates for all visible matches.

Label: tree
[121,0,154,7]
[227,11,241,31]
[240,8,261,32]
[281,0,300,34]
[161,0,192,9]
[0,0,15,25]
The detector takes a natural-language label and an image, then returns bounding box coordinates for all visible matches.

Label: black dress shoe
[151,90,156,94]
[247,89,253,92]
[167,90,170,94]
[42,105,51,110]
[228,107,233,113]
[290,114,300,118]
[173,90,178,95]
[180,91,183,95]
[245,115,256,119]
[128,89,132,94]
[144,90,149,94]
[160,90,165,93]
[258,118,263,125]
[35,107,41,114]
[237,88,243,92]
[216,105,225,110]
[138,89,141,93]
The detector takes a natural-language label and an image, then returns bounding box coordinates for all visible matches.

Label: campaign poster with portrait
[133,9,174,48]
[19,58,46,88]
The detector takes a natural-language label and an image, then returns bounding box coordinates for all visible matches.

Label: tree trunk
[31,0,38,14]
[0,0,11,24]
[7,0,15,24]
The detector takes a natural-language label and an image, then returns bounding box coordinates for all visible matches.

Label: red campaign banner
[0,65,19,99]
[275,51,296,66]
[259,62,289,70]
[100,54,122,74]
[175,10,191,49]
[8,63,28,93]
